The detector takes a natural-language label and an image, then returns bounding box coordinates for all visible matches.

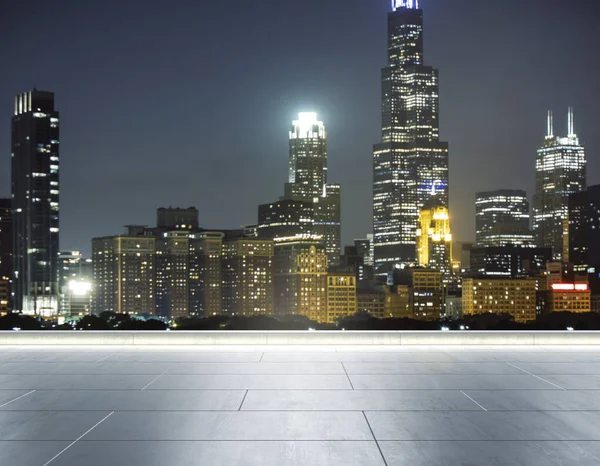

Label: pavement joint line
[94,353,114,363]
[362,411,389,466]
[141,368,171,391]
[259,353,265,362]
[41,411,114,466]
[506,362,566,390]
[238,390,249,411]
[341,362,355,390]
[460,390,488,412]
[0,390,35,408]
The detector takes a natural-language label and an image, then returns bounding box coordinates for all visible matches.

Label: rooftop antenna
[547,110,554,138]
[568,107,575,137]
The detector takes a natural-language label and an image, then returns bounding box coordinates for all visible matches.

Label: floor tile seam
[459,391,488,411]
[238,390,249,410]
[0,439,385,443]
[94,354,114,363]
[505,363,567,390]
[41,410,115,466]
[0,390,35,408]
[340,363,355,390]
[140,367,172,391]
[3,409,600,412]
[0,388,573,391]
[362,411,390,466]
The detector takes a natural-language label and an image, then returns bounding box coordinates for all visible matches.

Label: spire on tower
[568,106,575,137]
[547,110,554,138]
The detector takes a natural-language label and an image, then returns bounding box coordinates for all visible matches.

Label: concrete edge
[0,331,600,345]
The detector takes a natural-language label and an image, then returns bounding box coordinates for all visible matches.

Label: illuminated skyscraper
[476,190,533,247]
[416,199,452,276]
[373,2,449,270]
[12,90,60,315]
[534,109,586,260]
[0,199,12,314]
[285,113,341,266]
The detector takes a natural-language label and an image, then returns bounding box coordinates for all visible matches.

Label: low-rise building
[326,273,357,323]
[547,283,591,313]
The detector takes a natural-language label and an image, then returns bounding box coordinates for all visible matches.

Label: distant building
[546,282,591,313]
[12,90,60,315]
[0,199,12,314]
[445,294,463,320]
[567,185,600,272]
[157,207,199,230]
[92,228,156,315]
[470,246,552,278]
[373,3,449,270]
[356,286,386,319]
[156,231,190,319]
[453,241,474,270]
[387,267,444,320]
[273,237,327,322]
[462,277,538,323]
[326,272,357,324]
[222,233,274,316]
[284,113,341,266]
[417,199,452,276]
[189,231,224,317]
[534,109,586,260]
[476,190,532,247]
[58,251,92,317]
[257,199,314,240]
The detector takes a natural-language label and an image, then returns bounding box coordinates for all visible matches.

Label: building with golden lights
[326,272,357,323]
[387,267,444,320]
[462,277,538,323]
[417,199,452,276]
[546,283,591,313]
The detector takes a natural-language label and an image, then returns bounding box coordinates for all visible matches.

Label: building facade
[156,231,190,319]
[326,272,357,323]
[373,3,449,270]
[222,234,274,316]
[92,230,156,315]
[0,199,12,314]
[462,277,538,323]
[157,207,199,230]
[257,199,314,240]
[547,283,591,313]
[11,90,60,315]
[416,199,452,275]
[58,251,92,317]
[567,185,600,272]
[534,109,586,260]
[475,190,532,247]
[470,246,552,278]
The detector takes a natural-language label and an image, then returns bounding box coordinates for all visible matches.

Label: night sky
[1,0,598,256]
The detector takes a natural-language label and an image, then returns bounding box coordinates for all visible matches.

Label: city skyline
[1,0,599,256]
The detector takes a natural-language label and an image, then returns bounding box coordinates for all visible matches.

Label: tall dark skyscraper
[11,90,60,315]
[534,109,586,260]
[373,1,449,271]
[567,185,600,272]
[0,199,12,314]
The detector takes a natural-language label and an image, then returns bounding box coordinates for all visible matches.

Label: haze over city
[1,0,598,255]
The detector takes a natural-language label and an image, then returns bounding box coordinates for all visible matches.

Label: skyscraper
[534,108,586,260]
[416,198,452,276]
[476,190,532,247]
[11,90,60,315]
[284,113,341,266]
[567,185,600,272]
[0,199,12,314]
[373,2,449,271]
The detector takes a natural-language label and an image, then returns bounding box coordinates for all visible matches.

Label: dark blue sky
[1,0,598,255]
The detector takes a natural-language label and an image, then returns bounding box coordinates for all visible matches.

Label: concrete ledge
[1,330,600,345]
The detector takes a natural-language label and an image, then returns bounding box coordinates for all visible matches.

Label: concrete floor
[1,345,600,465]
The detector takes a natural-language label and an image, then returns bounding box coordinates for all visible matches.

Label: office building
[222,233,274,316]
[92,227,155,315]
[462,277,538,323]
[58,251,92,317]
[567,185,600,271]
[11,90,60,315]
[157,207,199,230]
[416,199,452,275]
[387,267,444,320]
[326,272,357,324]
[534,109,586,259]
[475,190,532,247]
[470,246,552,278]
[314,184,341,266]
[273,237,327,321]
[546,282,591,313]
[156,231,190,319]
[257,199,314,240]
[189,231,224,317]
[356,286,386,319]
[0,199,12,314]
[373,3,449,270]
